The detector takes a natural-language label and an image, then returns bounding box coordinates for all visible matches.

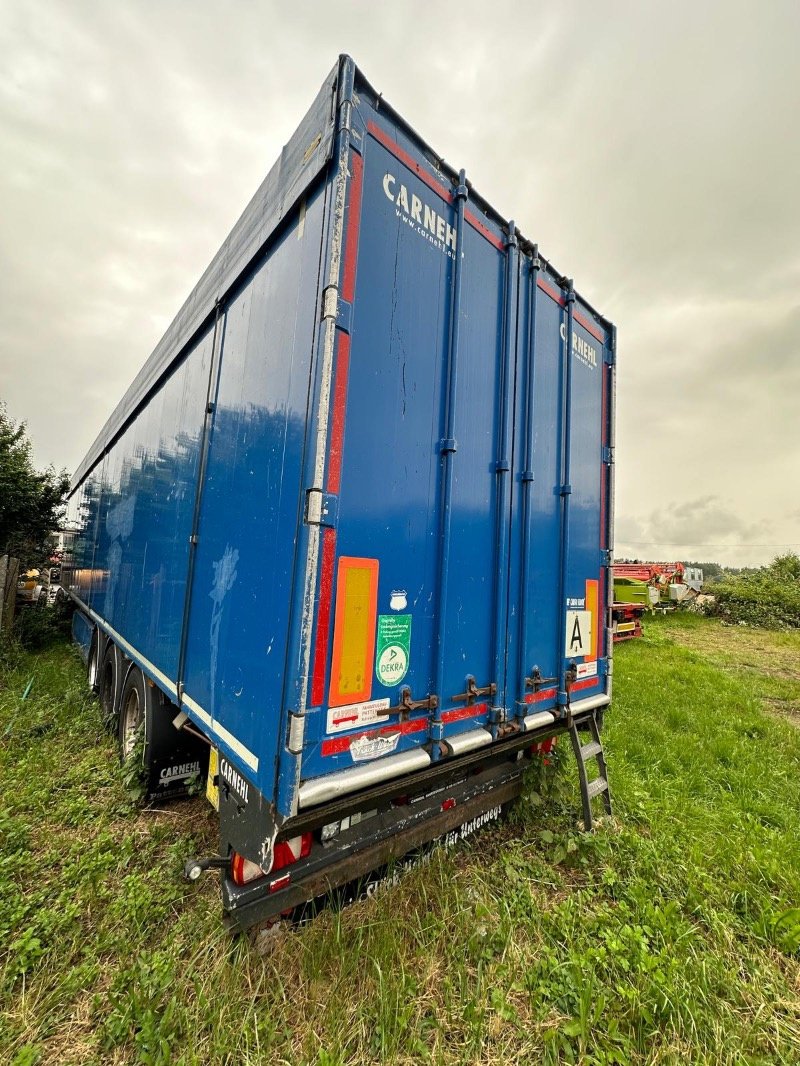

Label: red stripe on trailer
[342,151,363,301]
[536,277,605,343]
[465,210,505,251]
[575,310,605,343]
[441,701,488,724]
[321,716,428,756]
[310,142,365,708]
[537,277,564,306]
[571,677,599,694]
[367,120,504,252]
[327,334,350,495]
[368,121,454,205]
[311,527,337,706]
[525,687,558,705]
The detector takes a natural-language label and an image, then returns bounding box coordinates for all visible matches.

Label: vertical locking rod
[431,170,468,757]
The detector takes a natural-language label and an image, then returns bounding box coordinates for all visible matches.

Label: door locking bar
[376,686,439,723]
[451,675,496,706]
[525,666,558,692]
[564,662,579,722]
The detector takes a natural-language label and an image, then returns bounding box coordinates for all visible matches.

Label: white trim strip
[181,692,259,773]
[522,710,557,732]
[180,691,211,725]
[298,747,431,809]
[82,605,259,774]
[571,693,611,714]
[85,606,177,696]
[444,728,493,756]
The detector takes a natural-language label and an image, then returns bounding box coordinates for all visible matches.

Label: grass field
[1,614,800,1065]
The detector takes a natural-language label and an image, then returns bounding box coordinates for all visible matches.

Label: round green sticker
[376,614,411,687]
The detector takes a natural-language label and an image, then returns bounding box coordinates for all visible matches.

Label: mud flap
[217,760,280,872]
[145,687,210,801]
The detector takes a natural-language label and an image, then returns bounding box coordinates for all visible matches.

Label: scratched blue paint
[180,180,328,778]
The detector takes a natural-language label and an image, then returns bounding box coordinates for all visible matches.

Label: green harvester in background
[613,576,654,608]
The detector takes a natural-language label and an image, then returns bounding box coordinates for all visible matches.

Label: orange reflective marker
[328,557,379,707]
[585,578,599,662]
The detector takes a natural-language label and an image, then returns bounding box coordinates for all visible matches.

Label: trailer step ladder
[569,710,612,830]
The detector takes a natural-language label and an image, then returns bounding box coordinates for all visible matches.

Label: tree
[0,403,70,566]
[769,553,800,583]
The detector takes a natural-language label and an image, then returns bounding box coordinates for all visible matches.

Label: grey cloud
[649,497,772,546]
[615,496,798,568]
[1,0,799,567]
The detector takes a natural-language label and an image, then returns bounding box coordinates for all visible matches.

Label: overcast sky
[1,1,798,567]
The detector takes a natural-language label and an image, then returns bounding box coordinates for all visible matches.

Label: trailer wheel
[118,667,175,793]
[119,666,147,763]
[98,642,120,729]
[116,674,211,803]
[87,631,101,695]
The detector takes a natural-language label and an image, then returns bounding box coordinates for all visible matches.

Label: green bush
[1,598,72,661]
[705,553,800,629]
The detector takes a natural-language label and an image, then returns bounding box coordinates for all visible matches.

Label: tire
[87,631,101,695]
[119,666,147,764]
[117,666,210,801]
[98,641,121,729]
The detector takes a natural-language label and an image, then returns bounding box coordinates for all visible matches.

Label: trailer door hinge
[601,549,613,567]
[525,666,558,692]
[604,329,617,365]
[602,446,614,465]
[305,489,338,528]
[335,297,353,334]
[322,286,338,321]
[348,108,366,152]
[321,289,353,333]
[189,534,198,546]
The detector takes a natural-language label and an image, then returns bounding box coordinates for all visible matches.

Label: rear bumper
[222,696,608,931]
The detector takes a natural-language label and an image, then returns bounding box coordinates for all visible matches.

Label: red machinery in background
[611,562,704,642]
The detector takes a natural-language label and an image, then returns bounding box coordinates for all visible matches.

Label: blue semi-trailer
[62,55,616,930]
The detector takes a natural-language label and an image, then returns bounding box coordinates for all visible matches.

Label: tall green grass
[1,621,799,1064]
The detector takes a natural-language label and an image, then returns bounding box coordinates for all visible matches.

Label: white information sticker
[327,698,391,735]
[576,660,598,679]
[565,610,593,657]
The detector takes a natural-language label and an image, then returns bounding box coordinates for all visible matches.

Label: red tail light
[231,853,264,885]
[273,833,312,867]
[529,736,557,765]
[230,832,313,886]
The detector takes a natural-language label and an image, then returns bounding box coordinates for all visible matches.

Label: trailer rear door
[297,90,612,793]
